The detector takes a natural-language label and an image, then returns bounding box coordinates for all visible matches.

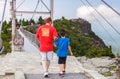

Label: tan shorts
[40,51,53,60]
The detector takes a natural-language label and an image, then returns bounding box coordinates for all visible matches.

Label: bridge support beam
[10,0,54,51]
[10,0,16,51]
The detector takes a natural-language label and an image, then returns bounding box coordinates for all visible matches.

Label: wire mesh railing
[20,28,39,48]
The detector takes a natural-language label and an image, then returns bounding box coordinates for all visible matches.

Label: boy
[55,29,73,77]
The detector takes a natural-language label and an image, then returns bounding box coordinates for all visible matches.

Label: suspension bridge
[0,28,107,79]
[0,0,120,79]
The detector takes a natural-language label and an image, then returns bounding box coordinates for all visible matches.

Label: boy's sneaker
[63,71,65,75]
[59,72,64,78]
[44,72,49,78]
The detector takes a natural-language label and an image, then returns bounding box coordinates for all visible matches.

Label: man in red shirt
[36,16,58,78]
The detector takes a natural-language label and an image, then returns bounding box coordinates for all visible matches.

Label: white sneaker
[44,72,49,78]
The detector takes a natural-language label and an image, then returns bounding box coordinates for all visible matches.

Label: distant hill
[20,17,114,58]
[53,17,114,58]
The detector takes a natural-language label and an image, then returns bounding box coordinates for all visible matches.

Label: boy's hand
[70,52,73,56]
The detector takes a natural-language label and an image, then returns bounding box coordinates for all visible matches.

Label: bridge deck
[0,29,107,79]
[25,73,89,79]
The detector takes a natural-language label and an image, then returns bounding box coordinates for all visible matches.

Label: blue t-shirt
[55,38,70,57]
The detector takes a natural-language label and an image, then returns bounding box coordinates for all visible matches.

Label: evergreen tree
[37,16,44,25]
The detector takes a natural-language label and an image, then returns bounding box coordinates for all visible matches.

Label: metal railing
[13,30,24,51]
[20,28,39,48]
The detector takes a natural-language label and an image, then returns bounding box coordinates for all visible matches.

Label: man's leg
[41,51,53,77]
[42,60,50,77]
[42,60,50,72]
[46,51,53,71]
[47,60,50,70]
[40,52,49,77]
[42,60,50,71]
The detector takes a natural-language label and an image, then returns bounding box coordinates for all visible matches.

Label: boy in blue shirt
[55,29,73,77]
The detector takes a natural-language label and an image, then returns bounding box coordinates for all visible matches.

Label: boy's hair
[59,29,66,37]
[44,16,52,23]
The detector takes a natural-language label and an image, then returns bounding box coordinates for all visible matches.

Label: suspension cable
[16,0,26,10]
[0,0,7,36]
[101,0,120,16]
[31,0,40,19]
[41,0,50,11]
[80,0,118,45]
[85,0,120,36]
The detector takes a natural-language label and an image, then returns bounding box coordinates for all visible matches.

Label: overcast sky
[0,0,120,53]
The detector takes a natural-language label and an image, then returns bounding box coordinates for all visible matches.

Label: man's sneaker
[44,72,49,78]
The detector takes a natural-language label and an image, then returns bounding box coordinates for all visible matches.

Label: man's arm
[53,36,58,41]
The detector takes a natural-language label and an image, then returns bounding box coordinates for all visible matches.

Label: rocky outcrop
[71,18,106,48]
[77,56,117,79]
[71,18,91,34]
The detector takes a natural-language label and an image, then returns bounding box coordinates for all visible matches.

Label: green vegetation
[101,72,112,77]
[53,17,114,58]
[108,66,116,71]
[1,16,114,58]
[1,21,11,54]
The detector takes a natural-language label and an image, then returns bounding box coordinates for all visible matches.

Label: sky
[0,0,120,54]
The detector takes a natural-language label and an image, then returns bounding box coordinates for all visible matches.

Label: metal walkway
[18,29,91,79]
[0,29,107,79]
[25,73,90,79]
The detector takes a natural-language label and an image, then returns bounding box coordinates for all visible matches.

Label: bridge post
[10,0,16,51]
[10,0,54,51]
[50,0,54,21]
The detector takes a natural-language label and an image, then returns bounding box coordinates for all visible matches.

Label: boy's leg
[59,64,64,73]
[63,57,67,74]
[58,57,64,76]
[59,64,64,78]
[63,64,66,71]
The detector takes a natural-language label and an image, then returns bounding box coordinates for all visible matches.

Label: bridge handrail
[20,28,39,48]
[14,30,24,46]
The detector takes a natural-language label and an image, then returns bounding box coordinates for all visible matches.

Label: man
[36,16,58,78]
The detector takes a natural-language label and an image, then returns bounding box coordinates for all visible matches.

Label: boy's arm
[53,37,58,47]
[68,45,73,56]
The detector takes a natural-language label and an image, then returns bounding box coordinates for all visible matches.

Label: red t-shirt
[36,24,58,52]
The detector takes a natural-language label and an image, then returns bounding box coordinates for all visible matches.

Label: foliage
[101,72,112,77]
[37,16,45,25]
[53,17,114,58]
[1,16,114,58]
[1,21,11,54]
[108,66,116,71]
